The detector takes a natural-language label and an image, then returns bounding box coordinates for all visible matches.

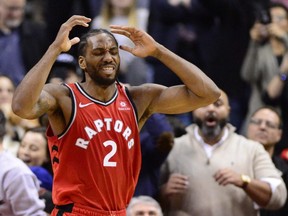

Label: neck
[203,136,222,145]
[265,146,274,158]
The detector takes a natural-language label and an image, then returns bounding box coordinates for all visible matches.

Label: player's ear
[79,56,86,70]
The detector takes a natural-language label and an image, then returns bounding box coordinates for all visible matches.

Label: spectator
[159,90,287,216]
[17,127,53,187]
[0,109,46,216]
[241,2,288,135]
[0,75,39,156]
[0,75,19,154]
[48,53,81,84]
[127,195,163,216]
[263,46,288,155]
[246,106,288,216]
[0,0,48,85]
[17,126,54,214]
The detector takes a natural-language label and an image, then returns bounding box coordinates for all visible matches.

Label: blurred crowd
[1,0,288,215]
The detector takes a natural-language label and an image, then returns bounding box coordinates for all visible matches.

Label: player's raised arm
[12,15,91,119]
[110,25,221,113]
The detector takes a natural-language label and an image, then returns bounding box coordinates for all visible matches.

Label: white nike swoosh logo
[79,102,94,108]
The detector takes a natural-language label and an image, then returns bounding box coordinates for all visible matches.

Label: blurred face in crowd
[2,0,25,28]
[110,0,134,10]
[270,6,288,31]
[193,90,230,143]
[49,69,80,84]
[0,76,14,104]
[64,71,80,83]
[128,203,160,216]
[18,130,48,167]
[247,108,282,149]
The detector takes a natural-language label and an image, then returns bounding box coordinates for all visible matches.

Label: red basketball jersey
[47,82,141,211]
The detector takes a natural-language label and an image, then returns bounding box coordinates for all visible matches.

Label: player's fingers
[110,25,135,32]
[70,37,80,46]
[110,28,131,39]
[64,15,91,29]
[119,45,133,53]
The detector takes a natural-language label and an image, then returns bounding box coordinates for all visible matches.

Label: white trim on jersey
[58,83,77,139]
[75,82,118,106]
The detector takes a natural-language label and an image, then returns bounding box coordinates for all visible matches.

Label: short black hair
[77,28,118,57]
[77,29,119,82]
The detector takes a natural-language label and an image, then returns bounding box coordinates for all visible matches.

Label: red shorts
[51,203,126,216]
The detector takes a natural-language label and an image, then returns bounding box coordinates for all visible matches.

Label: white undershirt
[194,126,228,158]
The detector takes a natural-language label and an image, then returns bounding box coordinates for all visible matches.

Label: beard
[93,73,117,86]
[194,116,228,140]
[89,65,120,86]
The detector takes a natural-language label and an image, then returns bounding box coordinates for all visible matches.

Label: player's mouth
[101,65,116,75]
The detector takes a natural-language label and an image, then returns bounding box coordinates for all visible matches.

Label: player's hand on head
[53,15,91,53]
[110,25,158,58]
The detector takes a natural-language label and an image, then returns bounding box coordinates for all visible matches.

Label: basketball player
[12,15,220,216]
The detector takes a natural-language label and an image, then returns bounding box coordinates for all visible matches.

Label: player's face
[80,33,120,86]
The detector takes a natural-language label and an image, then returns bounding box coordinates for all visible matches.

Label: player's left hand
[110,25,159,58]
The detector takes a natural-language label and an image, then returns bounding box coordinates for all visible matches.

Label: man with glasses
[240,2,288,140]
[247,106,288,216]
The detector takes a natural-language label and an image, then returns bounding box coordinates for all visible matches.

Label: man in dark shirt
[0,0,47,85]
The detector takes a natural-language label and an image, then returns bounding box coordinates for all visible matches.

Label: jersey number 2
[103,140,117,167]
